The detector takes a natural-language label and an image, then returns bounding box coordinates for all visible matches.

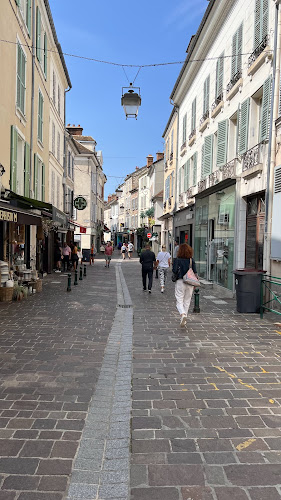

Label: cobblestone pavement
[0,254,281,500]
[121,259,281,500]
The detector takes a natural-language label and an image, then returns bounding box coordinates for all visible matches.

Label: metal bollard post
[84,264,86,277]
[79,266,83,280]
[74,269,78,286]
[193,288,200,313]
[67,273,72,292]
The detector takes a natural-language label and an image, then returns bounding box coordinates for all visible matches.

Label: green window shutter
[42,163,45,201]
[36,7,41,62]
[34,153,38,199]
[184,163,187,191]
[254,0,261,48]
[183,114,187,143]
[17,43,26,114]
[216,53,224,98]
[15,0,19,5]
[191,98,196,132]
[38,91,43,142]
[10,126,18,192]
[217,119,228,167]
[44,33,47,76]
[26,0,31,35]
[201,144,205,180]
[186,159,190,189]
[203,75,210,115]
[24,142,30,197]
[231,25,243,78]
[260,76,272,142]
[203,135,213,177]
[262,0,269,40]
[193,152,197,186]
[238,98,250,154]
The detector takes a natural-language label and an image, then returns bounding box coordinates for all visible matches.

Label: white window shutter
[217,119,228,167]
[260,76,272,142]
[238,98,250,154]
[204,135,213,177]
[271,165,281,260]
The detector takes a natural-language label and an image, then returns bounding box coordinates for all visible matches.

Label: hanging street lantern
[121,83,141,119]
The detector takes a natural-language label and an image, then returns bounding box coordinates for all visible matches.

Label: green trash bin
[233,269,266,313]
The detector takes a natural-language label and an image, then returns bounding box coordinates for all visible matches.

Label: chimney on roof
[146,154,154,168]
[135,166,139,170]
[66,124,83,136]
[156,152,164,161]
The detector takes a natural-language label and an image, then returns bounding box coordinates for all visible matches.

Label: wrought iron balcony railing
[211,93,223,112]
[199,110,209,126]
[170,152,174,161]
[226,70,242,93]
[189,129,196,141]
[181,141,186,151]
[242,143,262,172]
[248,34,269,67]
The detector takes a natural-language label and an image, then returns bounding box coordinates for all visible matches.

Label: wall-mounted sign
[74,196,87,210]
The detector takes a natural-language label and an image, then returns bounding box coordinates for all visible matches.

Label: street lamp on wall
[121,83,141,119]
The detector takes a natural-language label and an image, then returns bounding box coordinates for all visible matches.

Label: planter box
[32,280,42,292]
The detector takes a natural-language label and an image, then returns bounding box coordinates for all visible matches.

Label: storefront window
[195,185,235,290]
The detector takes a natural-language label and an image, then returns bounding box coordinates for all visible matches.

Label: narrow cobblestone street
[0,254,281,499]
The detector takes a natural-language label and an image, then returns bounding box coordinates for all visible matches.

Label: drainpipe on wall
[63,88,71,214]
[264,0,281,275]
[171,105,179,259]
[29,0,36,197]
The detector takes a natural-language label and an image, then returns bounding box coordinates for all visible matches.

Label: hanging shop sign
[74,196,87,210]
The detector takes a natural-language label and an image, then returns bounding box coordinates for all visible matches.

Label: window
[231,24,243,79]
[57,175,60,208]
[202,134,214,178]
[53,71,56,105]
[52,122,55,155]
[171,171,174,198]
[36,6,41,62]
[191,98,196,133]
[182,113,187,144]
[68,151,71,177]
[38,90,44,143]
[58,86,61,116]
[215,53,224,99]
[238,98,250,154]
[16,42,26,115]
[254,0,269,49]
[33,154,45,201]
[57,132,60,162]
[165,177,170,201]
[184,160,190,191]
[171,130,174,158]
[18,0,31,34]
[203,75,210,116]
[36,6,47,74]
[72,156,74,179]
[217,119,228,167]
[10,126,30,196]
[43,33,47,77]
[229,111,239,160]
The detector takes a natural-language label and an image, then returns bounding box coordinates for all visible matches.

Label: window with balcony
[190,98,196,140]
[227,24,243,95]
[216,119,228,167]
[212,53,224,113]
[200,75,210,125]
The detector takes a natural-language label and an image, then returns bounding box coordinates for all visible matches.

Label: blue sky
[49,0,208,197]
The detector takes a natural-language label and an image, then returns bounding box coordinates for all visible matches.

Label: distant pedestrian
[62,242,71,272]
[140,243,156,293]
[174,238,180,259]
[90,244,96,265]
[156,245,171,293]
[104,242,113,268]
[100,243,105,254]
[172,243,198,327]
[128,241,134,259]
[121,243,127,260]
[77,247,83,265]
[71,243,79,270]
[54,239,62,273]
[118,241,122,253]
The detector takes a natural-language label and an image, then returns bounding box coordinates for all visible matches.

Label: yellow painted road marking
[275,331,281,335]
[236,438,256,451]
[260,367,268,373]
[209,382,219,391]
[269,399,275,404]
[237,379,258,392]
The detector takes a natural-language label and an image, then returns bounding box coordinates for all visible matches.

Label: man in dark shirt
[140,244,156,293]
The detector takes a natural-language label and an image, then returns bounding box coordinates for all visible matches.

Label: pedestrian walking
[128,241,134,259]
[100,243,105,254]
[62,242,71,272]
[104,242,113,268]
[77,247,83,265]
[54,239,62,273]
[90,244,96,265]
[117,241,122,254]
[121,243,127,260]
[156,245,171,293]
[140,243,156,293]
[71,243,79,270]
[174,238,180,259]
[172,243,198,327]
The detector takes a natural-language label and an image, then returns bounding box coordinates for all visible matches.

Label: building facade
[170,0,277,290]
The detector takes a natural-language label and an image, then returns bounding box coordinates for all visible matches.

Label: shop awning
[6,191,52,212]
[158,212,173,221]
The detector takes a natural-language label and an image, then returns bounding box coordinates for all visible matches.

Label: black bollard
[79,266,83,281]
[74,269,78,286]
[84,264,86,277]
[193,288,200,313]
[67,273,72,292]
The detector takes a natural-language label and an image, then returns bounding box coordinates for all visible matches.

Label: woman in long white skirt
[172,243,198,327]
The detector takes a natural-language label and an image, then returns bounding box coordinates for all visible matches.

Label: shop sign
[0,209,18,222]
[52,207,67,228]
[74,196,87,210]
[80,227,86,233]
